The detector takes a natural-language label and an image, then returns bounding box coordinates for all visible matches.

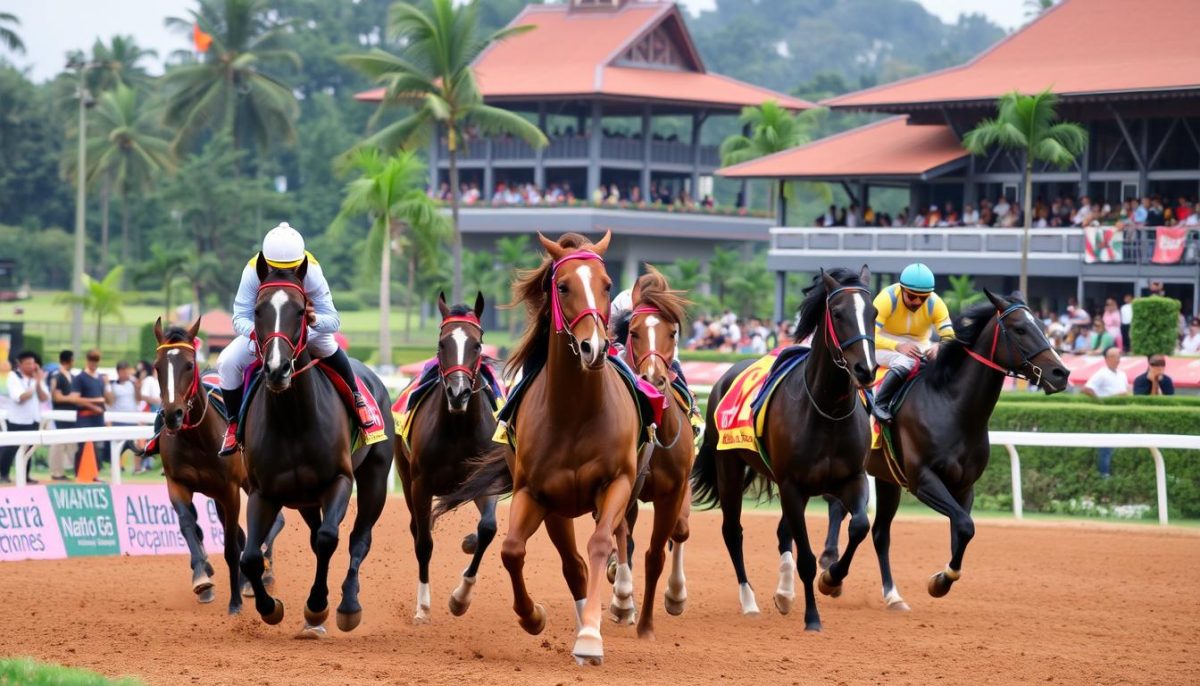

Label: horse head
[437,291,486,413]
[819,265,877,387]
[539,231,613,370]
[254,254,310,392]
[153,316,202,431]
[981,289,1070,393]
[627,265,689,393]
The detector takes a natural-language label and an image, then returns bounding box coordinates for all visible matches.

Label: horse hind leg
[169,486,213,604]
[779,482,821,632]
[871,478,909,611]
[407,477,435,624]
[575,475,633,666]
[338,450,390,632]
[240,493,286,626]
[450,495,498,617]
[607,516,636,626]
[820,475,871,599]
[716,453,758,615]
[214,495,243,615]
[773,515,796,615]
[663,487,690,617]
[636,491,684,640]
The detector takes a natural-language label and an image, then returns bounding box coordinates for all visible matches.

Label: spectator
[72,350,112,478]
[1,351,47,484]
[47,350,86,481]
[1119,294,1134,353]
[1102,298,1123,350]
[1133,354,1174,396]
[1133,197,1150,225]
[109,361,141,472]
[1086,317,1115,353]
[846,204,861,228]
[962,203,979,225]
[821,205,835,227]
[1146,197,1165,226]
[136,360,161,474]
[1180,317,1200,354]
[994,195,1011,218]
[1083,346,1127,477]
[943,201,959,226]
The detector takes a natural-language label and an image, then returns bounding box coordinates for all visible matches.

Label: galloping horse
[693,267,876,632]
[238,257,394,637]
[440,231,643,665]
[822,291,1069,611]
[395,292,499,622]
[607,267,694,639]
[151,318,282,614]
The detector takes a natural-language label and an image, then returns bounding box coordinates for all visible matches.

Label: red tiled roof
[717,117,967,180]
[356,2,812,111]
[824,0,1200,110]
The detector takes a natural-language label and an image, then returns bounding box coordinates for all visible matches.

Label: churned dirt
[0,498,1197,685]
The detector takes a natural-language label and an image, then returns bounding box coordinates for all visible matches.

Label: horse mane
[160,326,192,344]
[505,232,596,377]
[925,295,1023,390]
[635,264,690,328]
[792,267,867,344]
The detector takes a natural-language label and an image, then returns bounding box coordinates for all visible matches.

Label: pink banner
[0,487,67,561]
[112,484,224,557]
[1151,227,1189,264]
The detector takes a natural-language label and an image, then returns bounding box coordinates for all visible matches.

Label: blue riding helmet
[899,263,936,294]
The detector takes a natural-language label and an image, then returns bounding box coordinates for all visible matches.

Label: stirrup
[352,394,374,428]
[136,437,159,458]
[218,424,240,457]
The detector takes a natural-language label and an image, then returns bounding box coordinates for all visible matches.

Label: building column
[483,138,494,201]
[535,102,547,190]
[690,111,705,201]
[640,103,652,203]
[1079,122,1091,197]
[857,180,868,217]
[1138,118,1149,196]
[587,100,603,200]
[428,127,439,191]
[773,271,787,325]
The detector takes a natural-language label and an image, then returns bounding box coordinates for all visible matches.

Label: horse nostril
[1051,367,1068,377]
[579,340,592,356]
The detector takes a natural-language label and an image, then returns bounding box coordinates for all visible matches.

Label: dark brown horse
[239,257,394,637]
[822,291,1069,611]
[395,292,499,623]
[152,318,282,615]
[606,267,694,639]
[693,267,876,631]
[440,231,643,665]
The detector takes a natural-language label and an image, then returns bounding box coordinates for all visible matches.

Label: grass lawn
[0,658,143,685]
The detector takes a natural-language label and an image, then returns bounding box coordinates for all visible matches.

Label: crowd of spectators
[1041,286,1199,357]
[430,180,716,211]
[685,311,784,355]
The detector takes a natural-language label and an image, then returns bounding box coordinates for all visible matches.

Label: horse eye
[1014,327,1027,335]
[605,283,612,292]
[557,283,568,294]
[474,342,482,351]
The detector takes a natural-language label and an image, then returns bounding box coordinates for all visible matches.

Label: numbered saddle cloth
[713,345,811,468]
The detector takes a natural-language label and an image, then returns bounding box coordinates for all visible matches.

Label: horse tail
[690,437,723,510]
[434,444,513,519]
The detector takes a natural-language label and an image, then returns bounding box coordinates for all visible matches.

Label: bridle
[823,285,874,372]
[254,280,319,376]
[625,305,676,381]
[965,303,1053,387]
[155,340,210,432]
[439,313,486,394]
[549,250,610,357]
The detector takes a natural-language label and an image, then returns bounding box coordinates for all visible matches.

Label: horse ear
[858,263,871,287]
[537,232,565,260]
[984,288,1009,311]
[153,317,164,344]
[591,230,612,256]
[820,267,839,293]
[474,290,485,320]
[187,317,201,341]
[255,253,269,281]
[295,255,309,281]
[437,291,450,319]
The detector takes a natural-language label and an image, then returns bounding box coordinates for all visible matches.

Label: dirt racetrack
[0,497,1196,685]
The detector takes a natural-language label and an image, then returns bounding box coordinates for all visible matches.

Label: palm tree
[963,89,1087,297]
[708,247,741,307]
[462,248,504,313]
[495,235,540,336]
[162,0,300,157]
[341,0,548,303]
[90,35,157,92]
[332,148,445,364]
[941,275,986,316]
[56,266,129,348]
[720,100,828,215]
[0,12,24,54]
[136,246,191,319]
[664,257,709,318]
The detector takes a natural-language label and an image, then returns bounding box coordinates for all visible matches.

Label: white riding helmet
[262,222,305,268]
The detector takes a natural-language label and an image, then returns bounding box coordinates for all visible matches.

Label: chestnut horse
[239,258,394,637]
[820,291,1069,610]
[440,231,642,665]
[395,292,499,623]
[693,267,876,632]
[607,267,694,639]
[152,318,282,615]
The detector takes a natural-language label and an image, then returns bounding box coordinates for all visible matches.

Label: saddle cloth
[391,358,507,449]
[714,346,810,457]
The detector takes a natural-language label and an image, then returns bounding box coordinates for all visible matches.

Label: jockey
[216,222,373,456]
[870,262,954,423]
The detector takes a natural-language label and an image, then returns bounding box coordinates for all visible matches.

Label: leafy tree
[1024,0,1057,19]
[56,266,130,348]
[162,0,301,157]
[707,246,741,307]
[89,36,158,92]
[663,258,711,318]
[0,225,73,289]
[135,245,191,319]
[461,248,504,314]
[341,0,547,303]
[719,100,829,215]
[941,274,985,316]
[963,89,1087,297]
[726,255,773,320]
[495,235,539,335]
[0,12,24,54]
[0,66,73,229]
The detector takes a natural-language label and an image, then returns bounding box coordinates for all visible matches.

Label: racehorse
[607,267,694,639]
[821,291,1069,611]
[395,292,499,623]
[238,257,394,637]
[152,318,283,614]
[693,266,876,632]
[439,231,643,665]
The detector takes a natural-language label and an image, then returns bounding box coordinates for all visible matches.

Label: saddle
[713,345,811,472]
[391,358,507,450]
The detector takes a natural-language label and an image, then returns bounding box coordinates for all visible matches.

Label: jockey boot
[871,367,906,424]
[323,348,374,430]
[218,386,244,457]
[132,412,165,458]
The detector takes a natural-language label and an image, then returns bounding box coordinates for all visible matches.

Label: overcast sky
[7,0,1026,83]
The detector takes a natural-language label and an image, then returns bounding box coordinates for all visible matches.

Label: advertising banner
[1083,226,1124,263]
[1151,227,1188,264]
[47,484,120,557]
[0,486,66,561]
[114,485,224,556]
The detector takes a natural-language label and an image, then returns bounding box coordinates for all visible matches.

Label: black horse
[821,291,1069,611]
[395,292,499,622]
[239,257,394,637]
[693,266,876,632]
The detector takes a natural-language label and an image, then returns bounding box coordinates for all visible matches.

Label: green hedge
[1130,296,1181,356]
[139,322,157,362]
[22,333,44,361]
[998,392,1200,407]
[679,350,760,363]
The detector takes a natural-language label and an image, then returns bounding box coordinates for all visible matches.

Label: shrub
[337,291,365,312]
[679,350,760,363]
[139,322,158,361]
[1130,296,1181,355]
[22,333,44,361]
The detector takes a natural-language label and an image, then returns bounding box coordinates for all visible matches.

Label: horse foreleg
[607,516,636,626]
[240,492,285,625]
[636,489,684,640]
[449,495,498,617]
[663,484,690,617]
[716,454,757,615]
[544,514,587,630]
[168,481,212,603]
[408,477,434,624]
[871,478,909,611]
[820,474,870,598]
[819,494,846,572]
[299,473,353,638]
[606,505,637,585]
[500,488,548,636]
[262,511,285,589]
[338,451,388,632]
[575,475,633,666]
[773,515,796,615]
[779,482,820,632]
[912,468,974,599]
[215,491,243,615]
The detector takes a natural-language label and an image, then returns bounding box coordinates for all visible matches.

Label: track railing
[0,409,155,488]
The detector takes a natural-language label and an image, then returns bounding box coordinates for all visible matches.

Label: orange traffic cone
[76,442,99,483]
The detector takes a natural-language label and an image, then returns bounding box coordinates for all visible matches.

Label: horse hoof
[607,602,635,625]
[773,592,794,615]
[448,595,470,617]
[572,627,604,666]
[413,607,431,625]
[336,609,363,633]
[606,557,617,585]
[887,599,911,612]
[197,588,216,605]
[192,576,214,596]
[818,570,843,598]
[263,599,285,625]
[637,625,656,641]
[304,603,329,627]
[241,581,255,598]
[228,604,241,616]
[295,624,328,640]
[804,621,822,633]
[927,572,954,598]
[663,593,686,616]
[461,533,478,555]
[519,604,546,635]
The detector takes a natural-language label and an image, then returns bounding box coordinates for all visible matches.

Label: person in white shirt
[1180,317,1200,354]
[1082,346,1127,476]
[2,351,48,483]
[994,196,1011,218]
[1119,295,1134,352]
[962,204,980,225]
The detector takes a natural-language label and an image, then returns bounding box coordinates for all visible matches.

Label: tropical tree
[495,235,540,335]
[708,246,741,307]
[135,246,191,320]
[461,248,505,313]
[1024,0,1056,19]
[727,256,773,320]
[941,274,986,316]
[162,0,301,158]
[89,35,158,92]
[719,100,829,215]
[963,89,1087,297]
[341,0,548,303]
[0,12,24,54]
[332,148,445,363]
[664,257,710,318]
[56,266,130,348]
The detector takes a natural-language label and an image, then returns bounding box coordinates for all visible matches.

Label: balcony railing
[439,135,720,167]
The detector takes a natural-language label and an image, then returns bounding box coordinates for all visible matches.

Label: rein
[438,313,486,394]
[155,341,209,432]
[549,250,609,357]
[964,303,1052,386]
[802,284,873,421]
[254,280,319,376]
